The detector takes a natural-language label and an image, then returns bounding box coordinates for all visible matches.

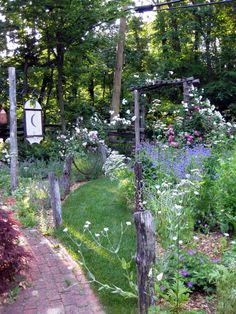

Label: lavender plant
[139,142,211,185]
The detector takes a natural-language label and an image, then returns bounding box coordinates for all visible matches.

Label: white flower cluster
[148,99,162,114]
[107,113,134,129]
[0,139,10,164]
[57,122,107,158]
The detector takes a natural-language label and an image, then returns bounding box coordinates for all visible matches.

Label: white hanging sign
[24,99,43,144]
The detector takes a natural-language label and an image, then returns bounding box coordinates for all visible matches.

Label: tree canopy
[0,0,235,127]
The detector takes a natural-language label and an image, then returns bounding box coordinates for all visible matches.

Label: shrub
[146,89,236,148]
[0,209,31,293]
[115,167,135,211]
[102,151,128,179]
[213,148,236,234]
[209,264,236,314]
[14,179,50,228]
[158,247,216,294]
[73,152,104,181]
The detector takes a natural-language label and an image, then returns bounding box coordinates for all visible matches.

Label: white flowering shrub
[0,138,10,164]
[107,109,136,130]
[57,124,108,159]
[146,178,200,248]
[146,89,236,147]
[102,151,127,180]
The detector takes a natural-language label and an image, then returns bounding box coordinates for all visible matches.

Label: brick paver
[0,229,105,314]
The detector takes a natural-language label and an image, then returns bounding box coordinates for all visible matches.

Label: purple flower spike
[188,249,194,256]
[180,256,185,262]
[213,258,219,264]
[187,282,193,288]
[183,270,189,277]
[178,269,188,277]
[160,285,166,291]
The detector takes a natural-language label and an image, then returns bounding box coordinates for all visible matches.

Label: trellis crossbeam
[130,77,200,93]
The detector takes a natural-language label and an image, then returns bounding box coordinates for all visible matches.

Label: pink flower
[187,141,191,145]
[170,141,179,148]
[194,130,200,136]
[195,106,200,111]
[184,132,189,138]
[168,135,174,142]
[167,125,174,135]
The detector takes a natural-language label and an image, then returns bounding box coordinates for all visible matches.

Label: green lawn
[55,177,138,314]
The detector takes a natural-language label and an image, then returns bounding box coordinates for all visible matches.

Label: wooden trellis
[131,77,200,154]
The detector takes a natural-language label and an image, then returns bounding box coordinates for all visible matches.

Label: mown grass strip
[55,177,138,314]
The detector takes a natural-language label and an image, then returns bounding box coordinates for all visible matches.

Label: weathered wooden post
[8,67,18,193]
[98,142,108,163]
[133,162,156,314]
[134,89,140,156]
[62,156,73,199]
[49,172,62,227]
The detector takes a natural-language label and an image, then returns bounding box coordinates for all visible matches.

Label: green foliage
[152,275,190,314]
[14,179,50,228]
[18,137,60,161]
[18,158,63,180]
[163,275,190,314]
[209,264,236,314]
[213,149,236,233]
[73,152,104,181]
[115,167,135,211]
[192,142,236,234]
[221,240,236,269]
[0,165,10,195]
[148,186,195,248]
[157,248,216,294]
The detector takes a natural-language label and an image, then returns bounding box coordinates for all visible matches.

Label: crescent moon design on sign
[31,114,37,127]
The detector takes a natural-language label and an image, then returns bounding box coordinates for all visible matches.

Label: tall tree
[111,15,127,120]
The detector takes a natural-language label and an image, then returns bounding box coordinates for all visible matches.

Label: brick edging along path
[0,228,105,314]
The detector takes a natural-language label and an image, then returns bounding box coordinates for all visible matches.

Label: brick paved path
[0,228,105,314]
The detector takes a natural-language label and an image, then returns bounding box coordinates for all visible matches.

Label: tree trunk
[56,36,66,133]
[158,13,168,56]
[167,1,181,53]
[111,16,126,120]
[23,60,29,96]
[88,75,95,105]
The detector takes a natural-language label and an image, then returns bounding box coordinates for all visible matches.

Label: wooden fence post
[62,155,73,199]
[183,79,192,104]
[49,172,62,227]
[98,142,108,163]
[134,89,140,156]
[133,162,156,314]
[8,67,18,193]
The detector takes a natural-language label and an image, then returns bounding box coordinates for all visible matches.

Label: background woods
[0,0,235,126]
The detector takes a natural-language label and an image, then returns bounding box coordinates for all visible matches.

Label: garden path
[0,226,105,314]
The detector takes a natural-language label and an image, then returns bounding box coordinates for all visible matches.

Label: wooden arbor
[130,77,200,154]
